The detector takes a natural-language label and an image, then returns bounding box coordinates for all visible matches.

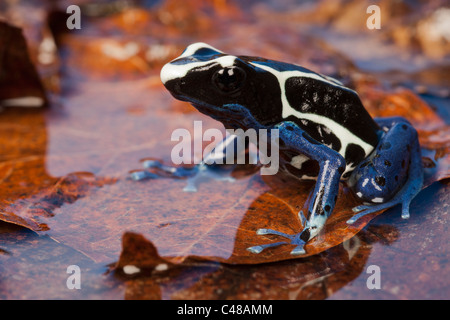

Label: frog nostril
[164,80,183,96]
[172,82,181,93]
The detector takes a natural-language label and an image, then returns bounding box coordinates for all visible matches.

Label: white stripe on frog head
[160,43,236,84]
[178,42,223,59]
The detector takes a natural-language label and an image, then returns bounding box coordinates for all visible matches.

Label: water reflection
[0,107,116,231]
[115,223,400,299]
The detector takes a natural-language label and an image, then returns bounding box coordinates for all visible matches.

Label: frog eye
[212,67,246,93]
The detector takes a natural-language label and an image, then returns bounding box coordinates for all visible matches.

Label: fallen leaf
[0,0,448,271]
[0,21,47,106]
[0,0,449,300]
[0,1,60,94]
[114,223,400,299]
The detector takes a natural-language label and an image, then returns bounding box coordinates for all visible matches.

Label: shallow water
[0,0,448,299]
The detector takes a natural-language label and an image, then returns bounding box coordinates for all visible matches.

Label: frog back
[247,58,380,171]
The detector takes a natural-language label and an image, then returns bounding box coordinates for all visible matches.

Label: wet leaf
[0,4,449,267]
[0,21,47,106]
[0,1,60,94]
[115,223,401,299]
[0,0,449,299]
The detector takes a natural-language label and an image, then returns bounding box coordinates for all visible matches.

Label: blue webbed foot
[347,172,422,224]
[247,228,307,255]
[130,159,236,192]
[247,211,309,255]
[130,134,260,191]
[130,159,197,180]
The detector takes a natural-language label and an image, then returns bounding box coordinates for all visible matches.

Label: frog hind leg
[347,117,423,224]
[130,134,254,192]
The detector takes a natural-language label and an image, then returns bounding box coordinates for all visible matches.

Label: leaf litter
[0,0,449,299]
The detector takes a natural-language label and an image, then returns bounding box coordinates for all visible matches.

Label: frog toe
[351,204,371,213]
[347,202,391,224]
[256,228,295,239]
[247,241,289,254]
[131,159,199,180]
[247,241,306,255]
[130,170,159,181]
[401,202,410,219]
[248,228,308,255]
[290,244,306,255]
[131,158,238,192]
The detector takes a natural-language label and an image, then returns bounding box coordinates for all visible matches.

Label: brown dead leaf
[0,1,448,272]
[111,173,386,267]
[115,182,449,299]
[0,0,448,302]
[0,21,47,105]
[0,1,60,94]
[115,223,399,300]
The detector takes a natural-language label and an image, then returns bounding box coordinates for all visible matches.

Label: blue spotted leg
[247,121,346,255]
[347,117,423,224]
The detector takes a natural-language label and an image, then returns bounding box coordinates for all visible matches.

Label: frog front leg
[347,117,423,224]
[131,134,250,192]
[248,121,346,255]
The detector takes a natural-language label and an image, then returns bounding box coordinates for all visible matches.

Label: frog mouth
[191,102,247,122]
[193,103,232,119]
[167,93,219,114]
[167,92,248,126]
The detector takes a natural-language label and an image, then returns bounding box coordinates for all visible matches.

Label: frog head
[160,43,282,128]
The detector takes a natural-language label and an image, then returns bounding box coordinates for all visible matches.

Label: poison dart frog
[151,43,424,255]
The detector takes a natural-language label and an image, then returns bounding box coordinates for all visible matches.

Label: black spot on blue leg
[299,229,310,242]
[375,176,386,186]
[346,117,423,220]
